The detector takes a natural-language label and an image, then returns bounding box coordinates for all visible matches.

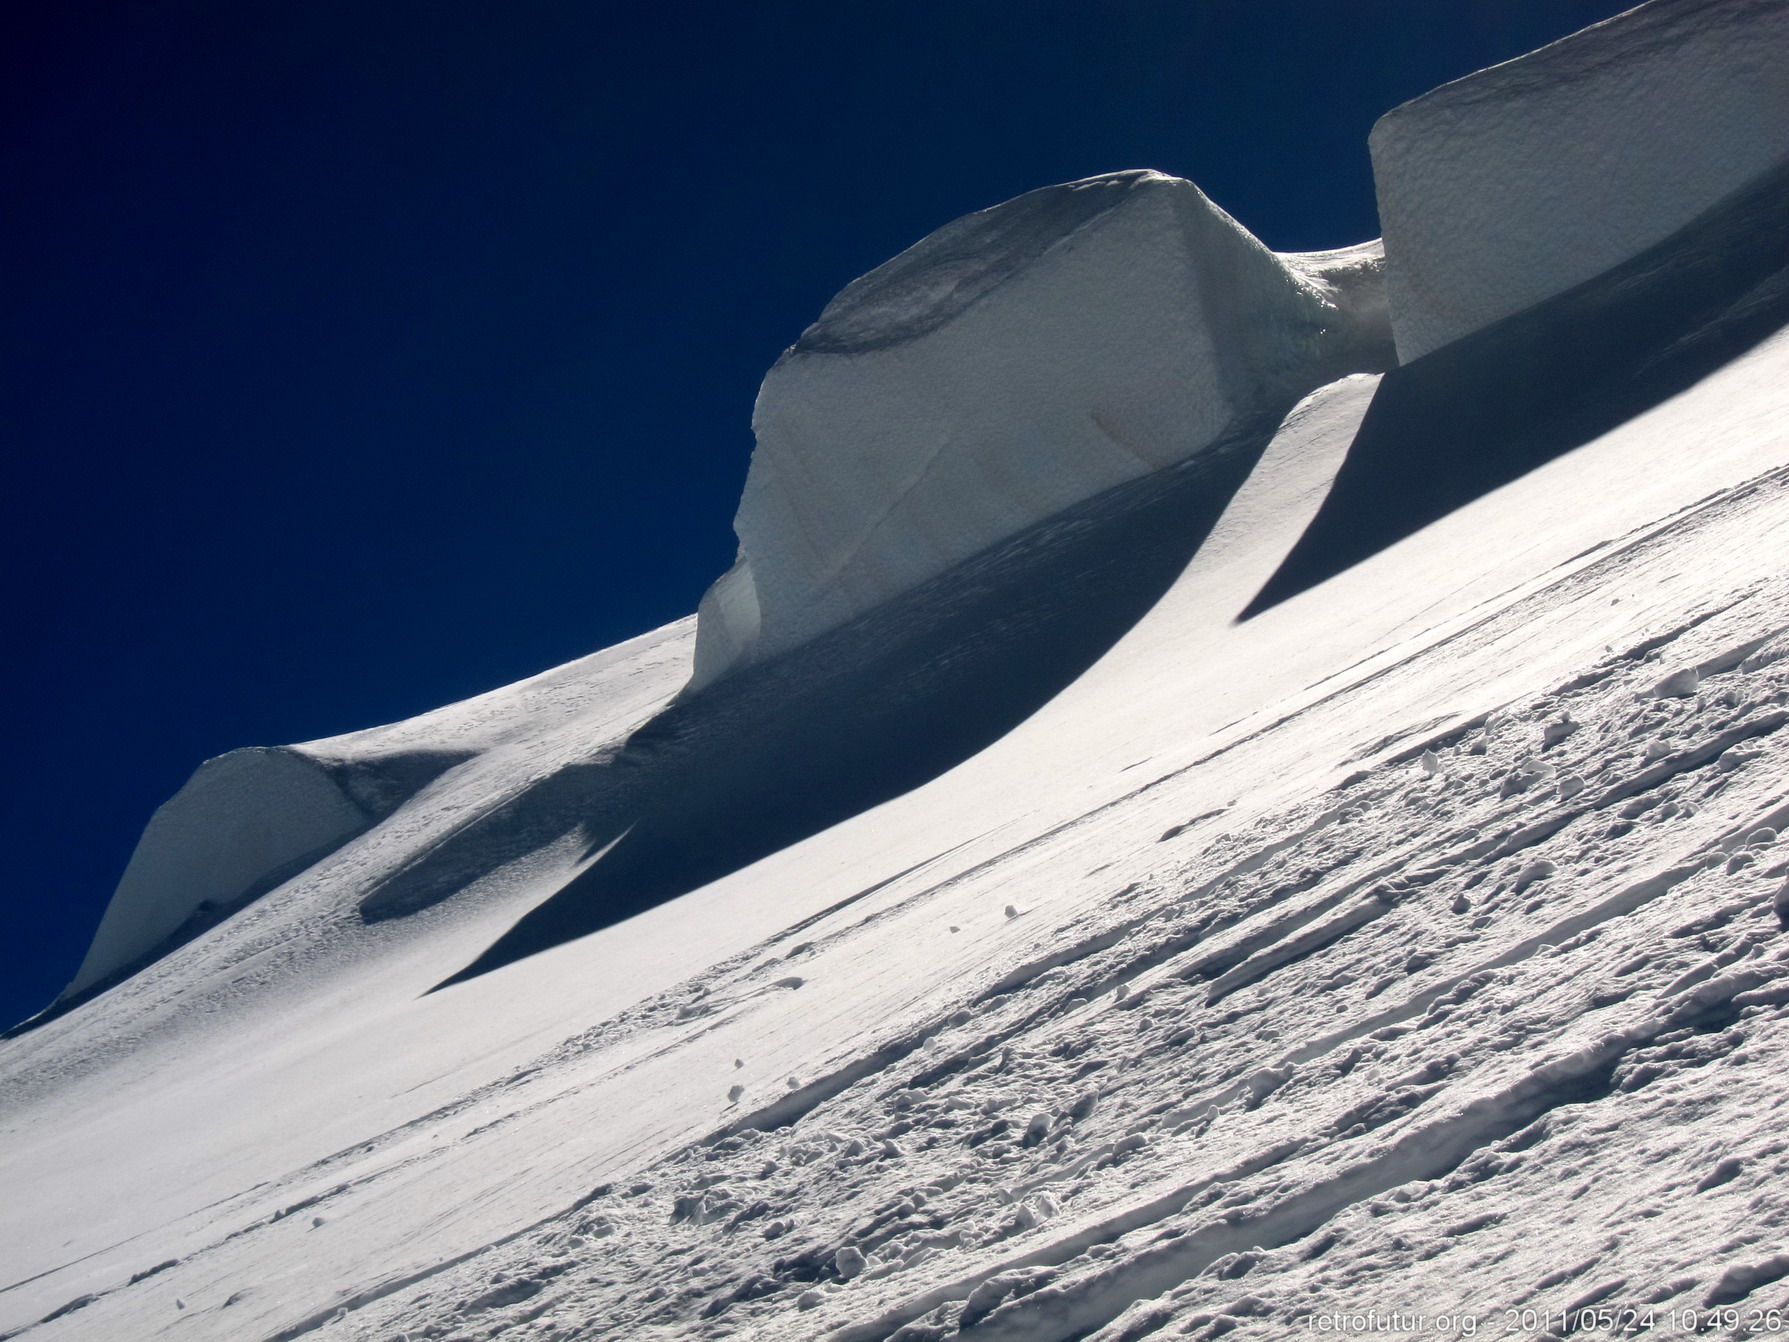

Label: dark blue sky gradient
[2,0,1636,1026]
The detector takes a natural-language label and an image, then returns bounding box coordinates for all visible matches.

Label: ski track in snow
[401,583,1789,1342]
[12,436,1789,1342]
[8,4,1789,1332]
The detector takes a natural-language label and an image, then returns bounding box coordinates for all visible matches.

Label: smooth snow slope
[3,312,1789,1342]
[1372,0,1789,361]
[690,170,1390,687]
[64,748,372,999]
[40,620,696,1014]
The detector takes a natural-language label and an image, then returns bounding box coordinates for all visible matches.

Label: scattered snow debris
[948,925,961,933]
[1004,904,1022,918]
[727,1084,745,1104]
[1652,667,1702,698]
[733,1057,744,1069]
[772,975,805,989]
[174,1298,187,1311]
[1419,750,1443,774]
[1558,774,1588,798]
[310,1215,325,1228]
[797,1288,825,1310]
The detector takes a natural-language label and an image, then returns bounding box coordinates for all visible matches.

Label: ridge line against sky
[2,0,1635,1028]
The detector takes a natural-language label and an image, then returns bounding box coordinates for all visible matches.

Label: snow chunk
[1651,667,1702,699]
[65,748,369,998]
[1372,0,1789,361]
[690,170,1390,687]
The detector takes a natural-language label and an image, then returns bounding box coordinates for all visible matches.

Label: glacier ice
[689,169,1392,688]
[64,747,370,999]
[11,4,1789,1340]
[1372,0,1789,362]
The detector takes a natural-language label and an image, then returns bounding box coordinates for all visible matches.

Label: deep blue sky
[2,0,1635,1027]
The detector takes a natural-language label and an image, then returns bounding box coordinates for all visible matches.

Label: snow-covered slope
[6,6,1789,1342]
[63,748,372,1000]
[1372,0,1789,361]
[5,311,1789,1339]
[46,621,697,1013]
[690,170,1390,687]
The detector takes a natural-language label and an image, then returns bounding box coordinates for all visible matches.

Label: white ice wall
[64,747,368,998]
[689,170,1389,688]
[1372,0,1789,363]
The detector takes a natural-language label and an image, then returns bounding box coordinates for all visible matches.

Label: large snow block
[690,170,1391,688]
[1372,0,1789,363]
[64,747,370,998]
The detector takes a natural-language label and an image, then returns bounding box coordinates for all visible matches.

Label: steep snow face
[64,748,369,999]
[51,619,696,1014]
[1372,0,1789,362]
[690,170,1391,688]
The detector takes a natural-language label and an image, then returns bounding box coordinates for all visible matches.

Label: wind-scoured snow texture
[64,748,370,999]
[690,170,1390,687]
[5,308,1788,1342]
[1372,0,1789,362]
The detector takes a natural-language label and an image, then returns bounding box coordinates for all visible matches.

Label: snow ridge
[690,170,1390,688]
[9,6,1789,1342]
[1373,0,1789,360]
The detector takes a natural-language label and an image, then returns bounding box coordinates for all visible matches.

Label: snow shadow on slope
[1244,157,1789,618]
[427,424,1279,988]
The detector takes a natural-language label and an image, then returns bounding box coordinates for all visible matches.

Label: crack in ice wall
[690,170,1392,689]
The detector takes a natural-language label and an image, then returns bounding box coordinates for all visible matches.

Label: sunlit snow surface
[1372,0,1789,361]
[4,317,1789,1341]
[9,1,1789,1333]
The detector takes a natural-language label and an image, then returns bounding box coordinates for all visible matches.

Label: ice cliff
[8,3,1789,1341]
[1372,0,1789,361]
[689,170,1392,688]
[692,0,1789,690]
